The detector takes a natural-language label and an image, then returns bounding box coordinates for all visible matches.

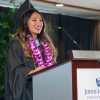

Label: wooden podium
[29,50,100,100]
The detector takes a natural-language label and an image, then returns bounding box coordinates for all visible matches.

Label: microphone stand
[58,27,82,50]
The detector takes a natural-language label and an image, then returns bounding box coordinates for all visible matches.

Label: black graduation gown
[5,40,35,100]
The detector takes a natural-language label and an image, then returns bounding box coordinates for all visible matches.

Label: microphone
[57,26,82,50]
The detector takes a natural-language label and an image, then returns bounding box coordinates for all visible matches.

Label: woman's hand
[28,67,45,75]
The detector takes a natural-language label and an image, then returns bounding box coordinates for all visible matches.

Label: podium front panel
[32,62,73,100]
[77,68,100,100]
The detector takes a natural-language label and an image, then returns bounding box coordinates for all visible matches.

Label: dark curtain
[59,15,95,61]
[91,20,100,50]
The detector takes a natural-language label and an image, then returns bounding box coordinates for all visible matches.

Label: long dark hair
[14,9,57,62]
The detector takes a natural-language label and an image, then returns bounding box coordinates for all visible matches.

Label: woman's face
[28,11,43,39]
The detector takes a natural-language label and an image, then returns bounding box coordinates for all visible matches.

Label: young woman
[5,9,57,100]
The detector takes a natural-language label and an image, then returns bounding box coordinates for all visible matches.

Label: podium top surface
[67,50,100,60]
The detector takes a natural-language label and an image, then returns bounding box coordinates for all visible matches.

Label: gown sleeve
[6,40,33,100]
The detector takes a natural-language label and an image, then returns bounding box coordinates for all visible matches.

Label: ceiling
[0,0,100,20]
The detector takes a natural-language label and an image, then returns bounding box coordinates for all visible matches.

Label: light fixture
[56,4,64,7]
